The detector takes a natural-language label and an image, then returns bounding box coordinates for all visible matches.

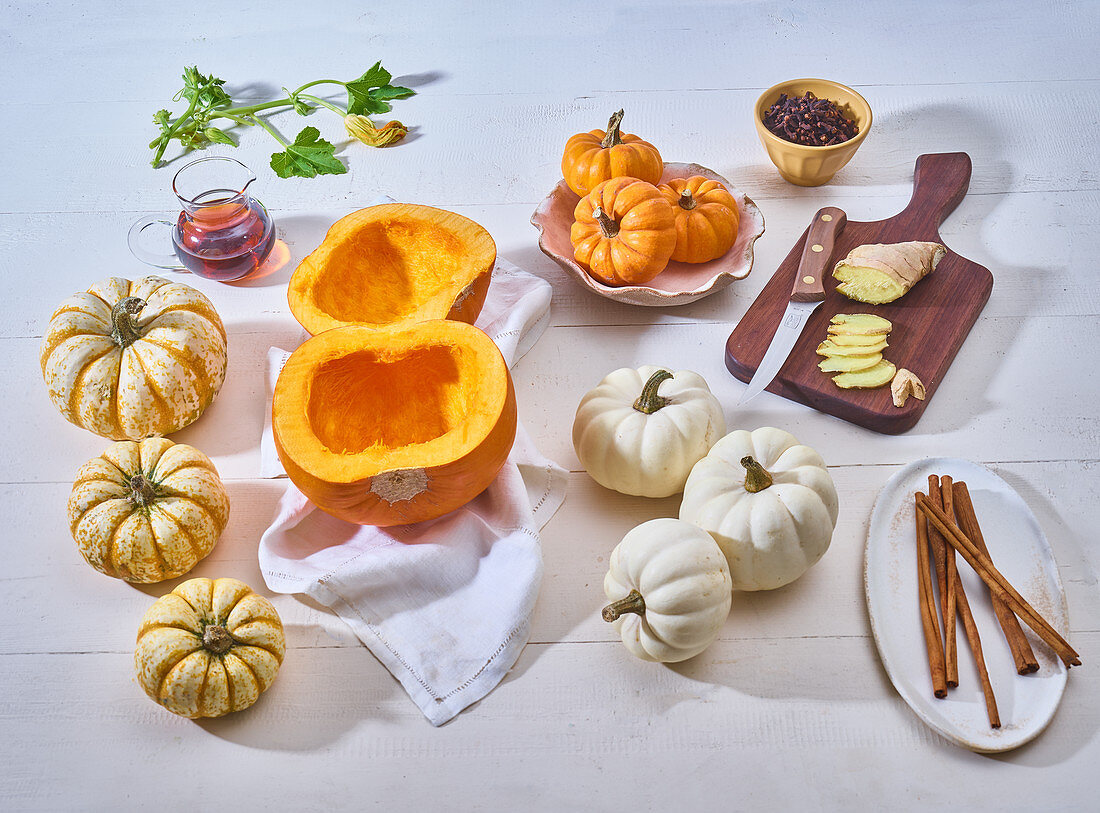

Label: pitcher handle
[128,216,186,270]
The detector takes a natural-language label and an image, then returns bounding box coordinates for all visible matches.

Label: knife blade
[738,206,847,404]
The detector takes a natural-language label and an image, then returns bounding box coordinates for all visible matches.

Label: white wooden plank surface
[3,82,1098,217]
[2,0,1099,809]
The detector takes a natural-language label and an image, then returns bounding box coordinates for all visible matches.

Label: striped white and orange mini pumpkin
[135,578,285,718]
[41,275,227,440]
[68,437,229,583]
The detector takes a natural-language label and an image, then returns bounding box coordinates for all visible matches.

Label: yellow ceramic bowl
[754,78,872,187]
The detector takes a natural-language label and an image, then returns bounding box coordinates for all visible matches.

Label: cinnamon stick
[939,476,999,727]
[952,566,1001,728]
[952,481,1040,675]
[938,476,960,687]
[926,476,956,687]
[915,492,948,698]
[915,493,1081,667]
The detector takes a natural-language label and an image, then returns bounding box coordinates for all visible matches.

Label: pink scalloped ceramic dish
[530,162,765,307]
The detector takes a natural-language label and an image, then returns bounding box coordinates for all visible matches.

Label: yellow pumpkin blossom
[344,115,409,147]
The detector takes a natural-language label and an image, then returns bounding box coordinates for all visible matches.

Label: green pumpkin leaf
[354,61,391,88]
[370,84,415,101]
[345,62,414,115]
[269,126,346,179]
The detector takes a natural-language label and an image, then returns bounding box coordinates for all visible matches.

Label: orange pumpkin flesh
[273,320,517,526]
[288,204,497,335]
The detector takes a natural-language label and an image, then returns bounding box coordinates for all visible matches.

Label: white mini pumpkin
[679,427,839,591]
[41,276,227,440]
[602,517,733,663]
[573,366,725,498]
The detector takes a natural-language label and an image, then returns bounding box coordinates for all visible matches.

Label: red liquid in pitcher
[173,192,275,282]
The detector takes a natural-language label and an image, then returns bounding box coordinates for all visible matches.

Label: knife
[738,206,847,404]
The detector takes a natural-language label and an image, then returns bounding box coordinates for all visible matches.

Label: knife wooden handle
[790,207,847,302]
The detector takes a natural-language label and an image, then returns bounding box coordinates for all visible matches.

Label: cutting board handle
[894,152,972,239]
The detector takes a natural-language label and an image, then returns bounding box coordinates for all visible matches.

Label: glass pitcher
[128,156,276,282]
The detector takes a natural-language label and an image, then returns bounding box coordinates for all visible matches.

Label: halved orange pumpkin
[272,320,517,526]
[288,204,497,335]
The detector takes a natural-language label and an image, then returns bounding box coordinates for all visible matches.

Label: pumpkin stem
[602,589,646,622]
[592,206,620,239]
[678,189,697,210]
[740,456,774,493]
[600,109,625,148]
[110,296,147,348]
[202,624,234,655]
[633,369,674,414]
[128,474,157,508]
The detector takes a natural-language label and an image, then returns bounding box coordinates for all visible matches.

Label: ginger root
[833,241,945,304]
[891,368,926,407]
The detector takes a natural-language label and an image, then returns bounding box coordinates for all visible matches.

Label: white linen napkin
[257,259,567,725]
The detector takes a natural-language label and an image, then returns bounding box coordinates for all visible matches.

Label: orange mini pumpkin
[657,176,741,264]
[570,177,677,287]
[561,110,663,197]
[273,320,517,526]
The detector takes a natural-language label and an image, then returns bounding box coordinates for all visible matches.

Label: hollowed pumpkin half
[272,320,517,526]
[288,204,497,335]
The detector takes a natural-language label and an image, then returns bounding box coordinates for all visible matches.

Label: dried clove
[762,91,859,147]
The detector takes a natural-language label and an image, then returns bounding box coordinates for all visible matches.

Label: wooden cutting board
[725,152,993,434]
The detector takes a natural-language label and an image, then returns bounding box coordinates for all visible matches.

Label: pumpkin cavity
[312,220,462,324]
[306,344,474,455]
[289,204,496,335]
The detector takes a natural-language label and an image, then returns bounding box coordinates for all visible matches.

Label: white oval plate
[864,457,1069,752]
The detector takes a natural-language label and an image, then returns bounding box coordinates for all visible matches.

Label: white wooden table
[3,1,1098,808]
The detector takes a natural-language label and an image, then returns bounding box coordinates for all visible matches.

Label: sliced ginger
[818,352,883,373]
[827,332,889,348]
[833,241,946,304]
[828,313,891,335]
[819,313,895,390]
[821,312,923,400]
[833,360,897,389]
[817,338,887,357]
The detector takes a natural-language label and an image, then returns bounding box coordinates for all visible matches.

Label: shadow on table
[195,617,403,750]
[167,316,304,460]
[848,100,1051,435]
[982,466,1099,766]
[502,485,686,683]
[665,565,895,702]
